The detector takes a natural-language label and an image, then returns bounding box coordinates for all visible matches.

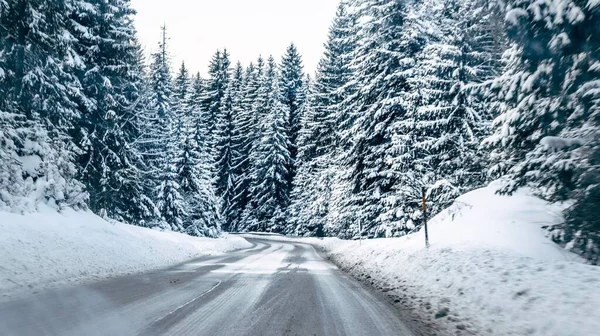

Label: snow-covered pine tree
[172,61,190,138]
[337,0,426,238]
[231,60,262,231]
[0,0,87,211]
[246,56,292,232]
[69,0,155,223]
[485,0,598,263]
[188,72,212,170]
[561,0,600,263]
[223,62,248,231]
[406,0,502,216]
[288,76,332,236]
[0,0,24,209]
[483,0,600,263]
[214,61,239,231]
[143,25,186,231]
[185,72,222,236]
[0,102,24,211]
[288,0,358,237]
[278,43,306,187]
[118,35,160,225]
[205,49,229,172]
[485,0,592,200]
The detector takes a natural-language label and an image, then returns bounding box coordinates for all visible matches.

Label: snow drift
[0,207,251,301]
[270,182,599,336]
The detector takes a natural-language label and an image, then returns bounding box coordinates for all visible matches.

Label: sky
[130,0,340,77]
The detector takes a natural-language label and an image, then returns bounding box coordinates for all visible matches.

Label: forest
[0,0,598,263]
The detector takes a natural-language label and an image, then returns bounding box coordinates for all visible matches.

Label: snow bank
[0,207,251,301]
[274,183,599,335]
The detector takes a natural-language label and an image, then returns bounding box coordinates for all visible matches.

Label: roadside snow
[0,207,251,301]
[262,182,600,336]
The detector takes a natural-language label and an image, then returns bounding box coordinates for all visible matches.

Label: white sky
[130,0,339,77]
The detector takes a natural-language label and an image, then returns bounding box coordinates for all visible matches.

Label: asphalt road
[0,237,414,336]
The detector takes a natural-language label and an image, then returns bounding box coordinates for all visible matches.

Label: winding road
[0,237,414,336]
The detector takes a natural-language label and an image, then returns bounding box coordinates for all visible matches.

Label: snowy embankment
[0,207,251,301]
[284,182,599,336]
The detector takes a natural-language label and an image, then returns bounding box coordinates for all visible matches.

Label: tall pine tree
[0,0,87,211]
[246,56,292,232]
[278,43,306,189]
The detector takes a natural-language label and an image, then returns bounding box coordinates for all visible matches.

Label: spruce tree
[337,0,426,238]
[225,62,248,231]
[143,26,186,231]
[186,72,222,236]
[486,0,592,200]
[247,56,292,231]
[278,43,306,187]
[172,62,190,137]
[0,0,87,211]
[231,61,261,231]
[407,0,501,215]
[288,0,358,236]
[69,0,155,222]
[486,0,600,263]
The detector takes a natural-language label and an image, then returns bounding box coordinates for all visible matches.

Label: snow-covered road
[0,238,415,336]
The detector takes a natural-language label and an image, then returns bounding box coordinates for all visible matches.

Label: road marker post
[422,187,429,248]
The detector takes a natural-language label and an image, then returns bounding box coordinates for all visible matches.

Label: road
[0,237,414,336]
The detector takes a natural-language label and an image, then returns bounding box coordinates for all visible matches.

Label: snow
[18,155,42,177]
[0,207,251,301]
[505,8,529,25]
[540,136,585,150]
[258,182,600,335]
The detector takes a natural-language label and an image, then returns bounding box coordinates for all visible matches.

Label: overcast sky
[130,0,339,77]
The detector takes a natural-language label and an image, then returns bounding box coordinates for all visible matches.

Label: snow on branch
[540,136,585,150]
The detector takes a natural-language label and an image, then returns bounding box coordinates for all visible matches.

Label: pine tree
[485,0,592,201]
[406,0,501,215]
[186,72,222,236]
[205,49,230,172]
[188,72,211,168]
[0,105,24,211]
[69,0,155,223]
[246,56,292,232]
[288,0,358,236]
[279,43,306,188]
[231,61,261,231]
[288,77,334,236]
[485,0,600,263]
[224,62,249,231]
[172,62,190,137]
[562,0,600,263]
[143,26,186,231]
[215,76,238,231]
[0,0,87,211]
[336,0,427,238]
[174,68,221,236]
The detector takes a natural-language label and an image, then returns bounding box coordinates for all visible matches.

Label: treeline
[293,0,598,263]
[0,0,308,236]
[0,0,598,263]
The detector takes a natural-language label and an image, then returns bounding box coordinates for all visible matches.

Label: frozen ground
[0,207,251,301]
[267,182,600,336]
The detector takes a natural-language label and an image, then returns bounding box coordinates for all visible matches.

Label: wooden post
[422,187,429,248]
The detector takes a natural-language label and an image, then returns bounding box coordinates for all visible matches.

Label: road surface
[0,237,414,336]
